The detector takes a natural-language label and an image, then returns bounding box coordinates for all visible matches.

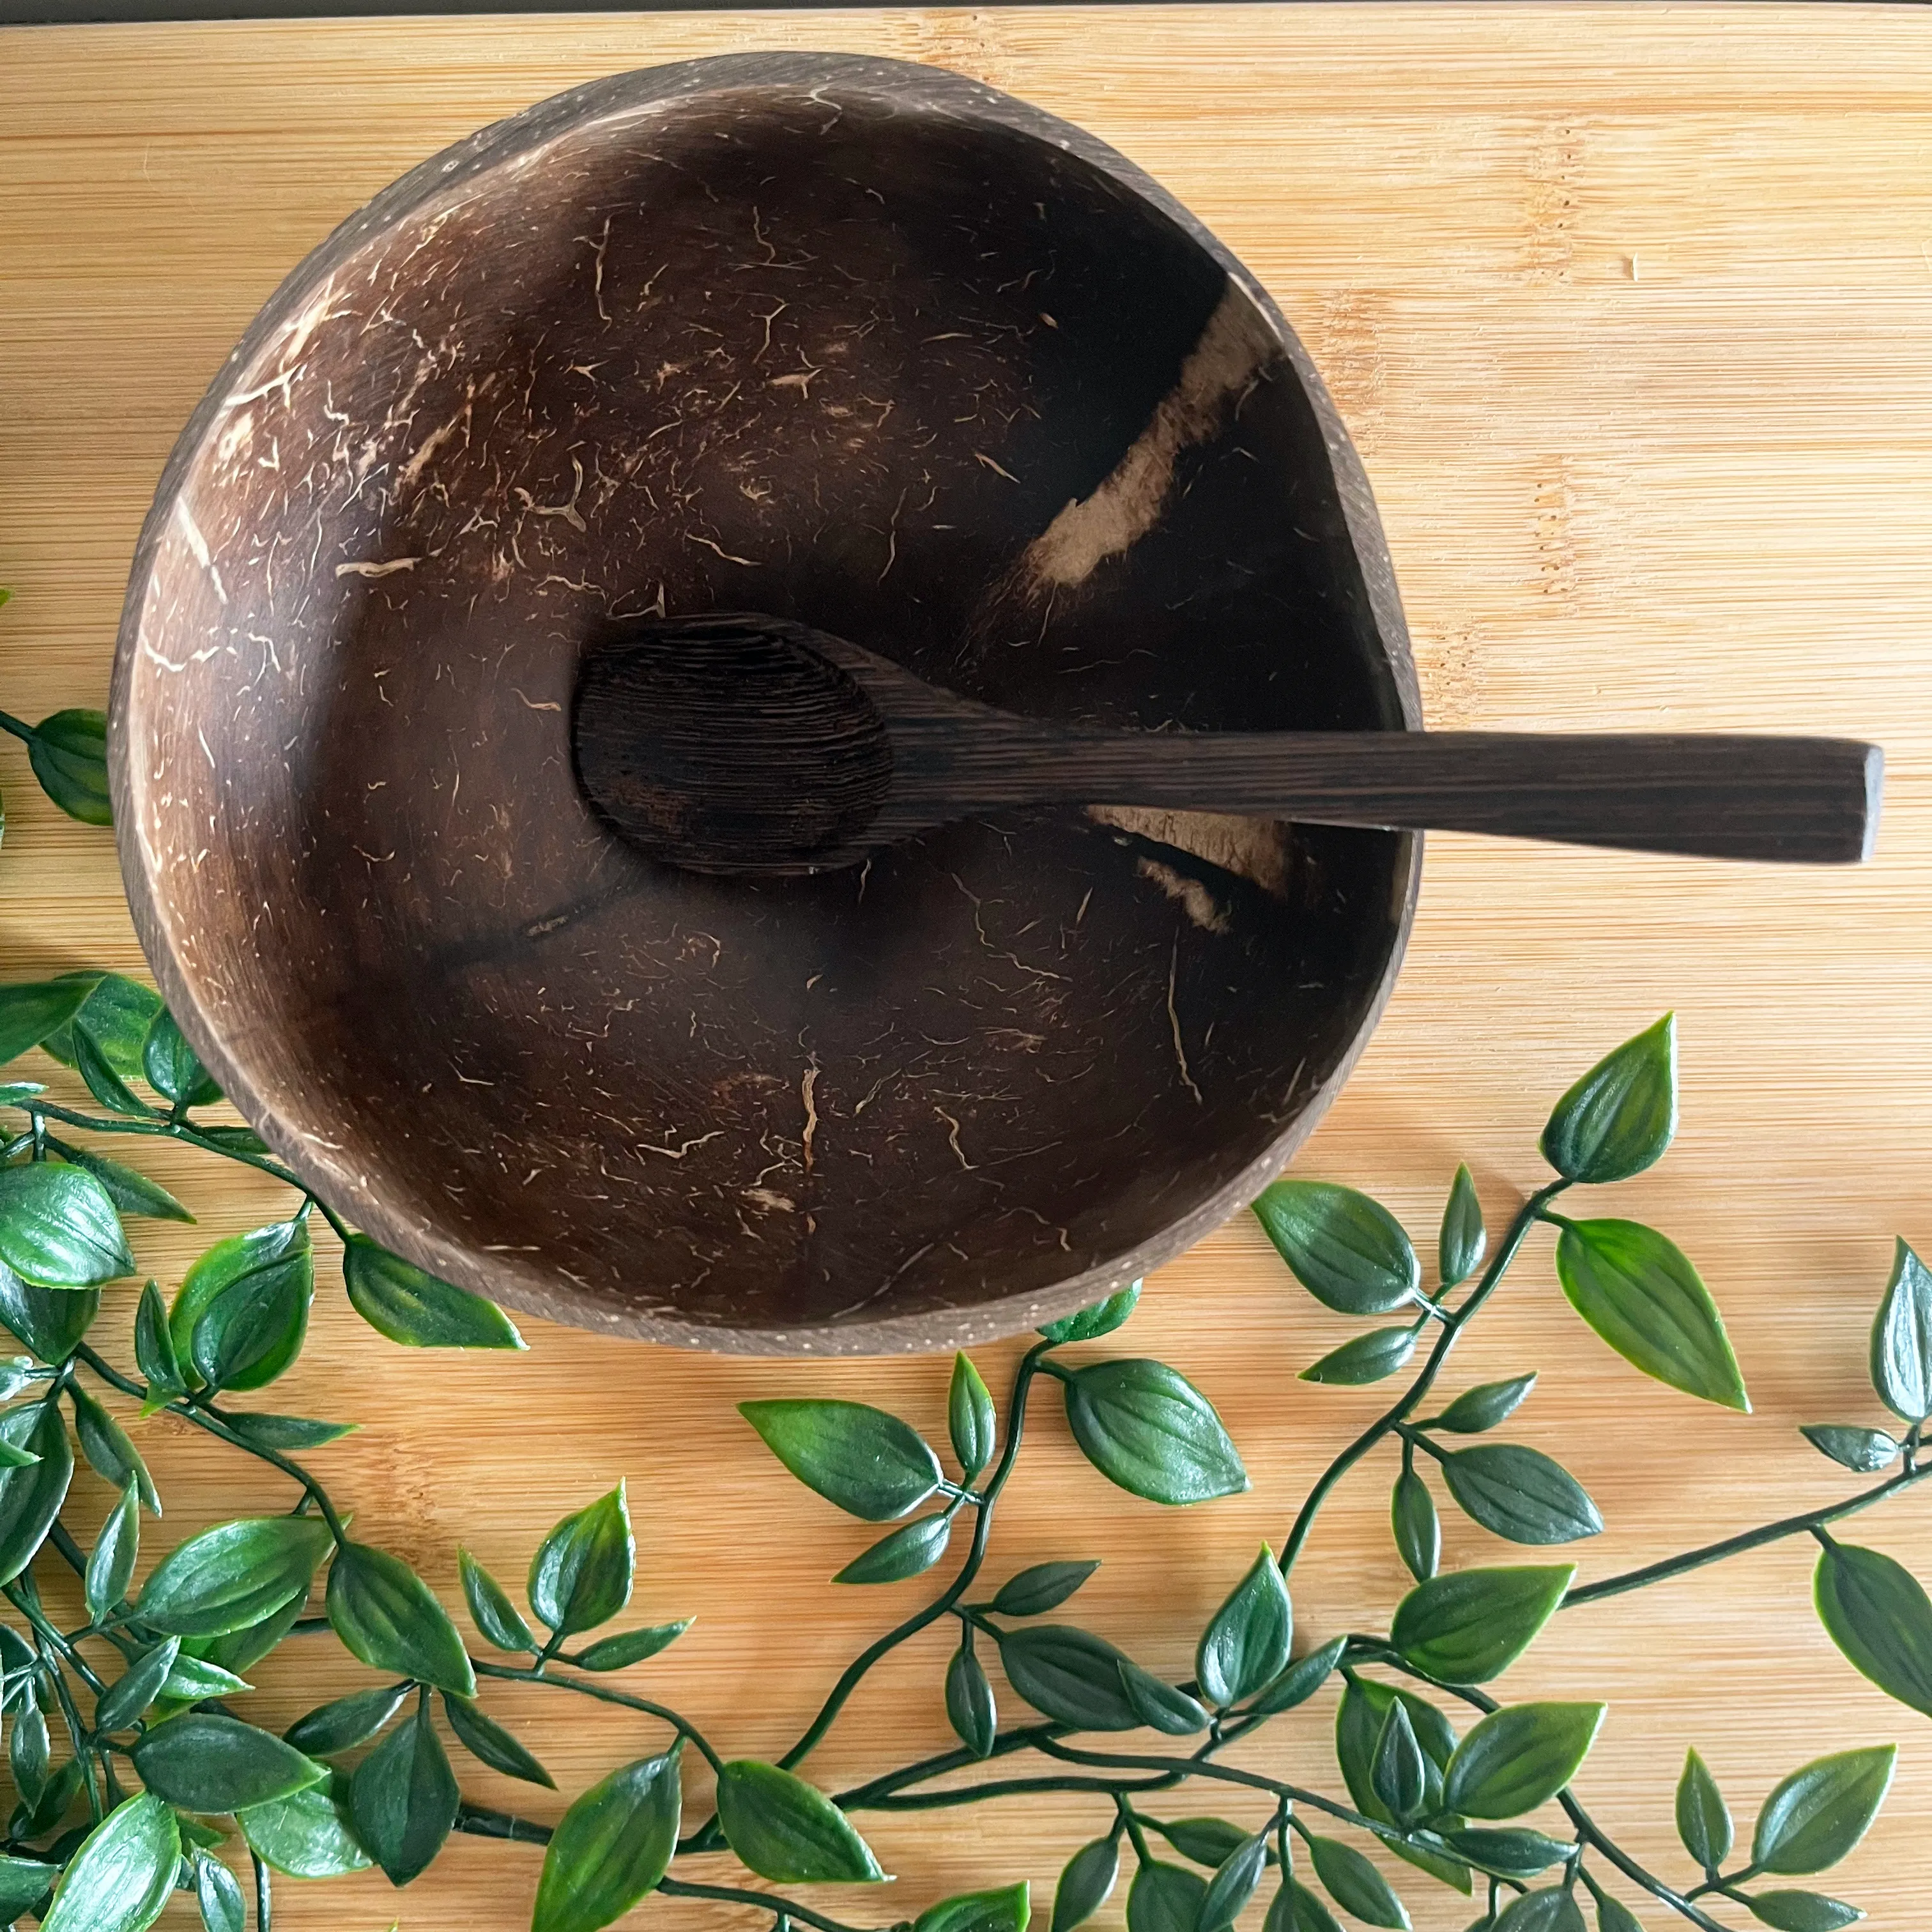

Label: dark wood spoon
[572,613,1883,876]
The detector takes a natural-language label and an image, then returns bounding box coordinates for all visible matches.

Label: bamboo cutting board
[4,5,1932,1926]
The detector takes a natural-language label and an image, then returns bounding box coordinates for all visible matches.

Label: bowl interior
[119,65,1413,1350]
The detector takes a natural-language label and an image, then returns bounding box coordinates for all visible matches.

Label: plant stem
[473,1659,726,1777]
[253,1851,272,1932]
[659,1877,881,1932]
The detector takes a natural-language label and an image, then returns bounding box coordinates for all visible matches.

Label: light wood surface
[5,6,1932,1926]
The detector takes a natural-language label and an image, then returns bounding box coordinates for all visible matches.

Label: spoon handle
[924,728,1883,863]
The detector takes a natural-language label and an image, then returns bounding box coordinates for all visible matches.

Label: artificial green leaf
[72,1029,153,1118]
[1247,1636,1346,1717]
[1151,1819,1254,1868]
[1442,1444,1603,1544]
[40,1792,176,1932]
[1869,1238,1932,1423]
[0,1262,95,1361]
[947,1642,997,1757]
[1443,1703,1606,1819]
[1436,1829,1572,1881]
[530,1745,682,1932]
[1062,1360,1248,1505]
[1813,1540,1932,1716]
[86,1476,140,1620]
[286,1682,411,1755]
[341,1235,525,1349]
[20,1752,82,1837]
[715,1758,886,1882]
[570,1621,691,1670]
[142,1009,220,1108]
[950,1353,997,1481]
[1306,1837,1408,1930]
[1127,1859,1207,1932]
[93,1636,181,1732]
[1752,1747,1895,1876]
[461,1549,535,1652]
[327,1540,476,1697]
[1373,1699,1428,1824]
[138,1514,332,1636]
[989,1561,1100,1617]
[28,710,111,825]
[740,1399,942,1521]
[171,1219,313,1392]
[224,1411,356,1450]
[161,1652,254,1703]
[1676,1748,1731,1871]
[10,1698,46,1801]
[0,1356,33,1402]
[44,974,164,1082]
[1742,1891,1863,1931]
[1439,1165,1487,1291]
[530,1485,634,1636]
[132,1711,325,1812]
[196,1126,272,1158]
[0,1162,131,1286]
[0,1620,38,1710]
[1338,1675,1457,1829]
[1539,1015,1675,1184]
[1039,1284,1140,1344]
[1492,1892,1585,1931]
[1118,1659,1211,1735]
[836,1512,953,1584]
[1273,1881,1344,1932]
[194,1852,246,1932]
[1052,1834,1119,1932]
[1253,1180,1420,1314]
[239,1771,372,1878]
[0,976,99,1068]
[996,1624,1142,1731]
[202,1587,307,1674]
[0,1854,54,1921]
[48,1141,188,1223]
[0,1401,73,1585]
[1196,1545,1292,1706]
[1200,1831,1268,1931]
[1301,1328,1416,1386]
[71,1385,159,1513]
[1430,1375,1537,1435]
[349,1705,459,1886]
[134,1278,185,1411]
[1392,1469,1439,1584]
[916,1882,1032,1932]
[1800,1426,1899,1475]
[1392,1566,1574,1685]
[444,1692,555,1787]
[1554,1220,1748,1413]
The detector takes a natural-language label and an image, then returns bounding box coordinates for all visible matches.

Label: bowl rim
[109,49,1423,1356]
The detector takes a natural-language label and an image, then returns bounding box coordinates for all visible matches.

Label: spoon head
[572,614,893,874]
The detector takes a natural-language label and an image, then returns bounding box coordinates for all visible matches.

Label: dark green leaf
[1373,1700,1428,1823]
[740,1399,942,1521]
[1443,1703,1606,1819]
[21,1752,82,1837]
[1272,1881,1344,1932]
[0,1262,96,1361]
[1814,1540,1932,1716]
[1338,1676,1457,1832]
[996,1624,1142,1731]
[0,1163,131,1286]
[1869,1238,1932,1423]
[172,1220,313,1392]
[460,1548,535,1653]
[162,1652,253,1703]
[1251,1635,1348,1715]
[238,1771,372,1878]
[1038,1284,1140,1344]
[1800,1425,1899,1475]
[196,1126,272,1158]
[1392,1469,1439,1584]
[86,1476,140,1619]
[1437,1829,1572,1882]
[71,1386,159,1513]
[1196,1545,1292,1706]
[1200,1831,1268,1931]
[947,1642,997,1758]
[989,1561,1100,1617]
[348,1705,459,1886]
[1307,1837,1408,1930]
[45,975,164,1082]
[1252,1181,1420,1314]
[48,1141,188,1222]
[0,1082,42,1105]
[341,1235,525,1350]
[132,1711,325,1812]
[224,1411,356,1451]
[28,710,111,825]
[285,1682,411,1756]
[1430,1375,1537,1435]
[10,1698,46,1801]
[326,1540,475,1697]
[0,1401,73,1585]
[40,1792,177,1932]
[950,1353,997,1481]
[1151,1819,1253,1868]
[916,1882,1031,1932]
[142,1009,220,1108]
[715,1758,886,1882]
[72,1030,153,1118]
[570,1621,691,1671]
[0,976,100,1068]
[1118,1660,1210,1735]
[1538,1015,1675,1184]
[1742,1892,1863,1932]
[94,1636,181,1732]
[1062,1360,1248,1505]
[1439,1165,1487,1291]
[530,1484,634,1636]
[194,1852,245,1932]
[138,1515,332,1636]
[1052,1835,1119,1932]
[443,1692,554,1787]
[1676,1747,1731,1871]
[1127,1860,1207,1932]
[835,1512,953,1584]
[1554,1220,1748,1413]
[532,1749,682,1932]
[1301,1328,1416,1387]
[1442,1444,1603,1545]
[1392,1565,1574,1685]
[0,1854,54,1920]
[202,1587,306,1674]
[134,1279,185,1411]
[1752,1747,1895,1875]
[1492,1892,1585,1932]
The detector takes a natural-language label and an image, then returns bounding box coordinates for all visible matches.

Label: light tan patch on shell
[1135,857,1230,934]
[1091,805,1291,901]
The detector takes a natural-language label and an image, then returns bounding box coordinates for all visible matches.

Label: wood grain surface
[4,6,1932,1926]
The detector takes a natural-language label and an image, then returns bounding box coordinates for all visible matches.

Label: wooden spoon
[571,613,1883,877]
